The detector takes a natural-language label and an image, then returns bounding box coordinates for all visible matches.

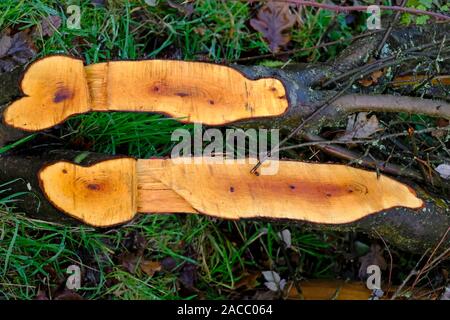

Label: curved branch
[333,94,450,119]
[278,0,450,20]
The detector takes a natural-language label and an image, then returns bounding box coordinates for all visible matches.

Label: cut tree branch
[333,94,450,119]
[0,149,448,253]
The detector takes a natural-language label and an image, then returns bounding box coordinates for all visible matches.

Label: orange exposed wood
[39,158,137,226]
[3,56,91,131]
[4,56,289,131]
[38,157,423,227]
[287,280,374,300]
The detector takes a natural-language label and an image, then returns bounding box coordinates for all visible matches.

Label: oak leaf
[39,15,62,37]
[0,30,36,73]
[250,2,296,53]
[140,260,162,277]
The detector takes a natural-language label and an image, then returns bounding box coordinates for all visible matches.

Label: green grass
[0,0,387,300]
[0,204,337,299]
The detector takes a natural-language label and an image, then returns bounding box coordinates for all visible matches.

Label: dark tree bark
[0,149,117,225]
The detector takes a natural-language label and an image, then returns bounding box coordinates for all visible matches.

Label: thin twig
[277,125,450,153]
[296,131,430,182]
[390,249,429,300]
[411,227,450,290]
[373,230,393,297]
[275,0,450,20]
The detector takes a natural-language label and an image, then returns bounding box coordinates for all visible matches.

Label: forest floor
[0,0,449,300]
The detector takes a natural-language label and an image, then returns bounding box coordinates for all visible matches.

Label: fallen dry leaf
[278,229,291,248]
[117,233,147,274]
[250,2,296,53]
[39,15,62,37]
[358,69,385,87]
[140,260,162,277]
[262,270,286,292]
[340,112,380,141]
[234,272,260,290]
[432,118,449,138]
[0,34,12,57]
[161,256,178,271]
[252,290,278,300]
[118,252,140,274]
[0,29,36,73]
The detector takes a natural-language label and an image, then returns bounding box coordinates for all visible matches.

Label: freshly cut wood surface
[4,56,289,131]
[38,157,423,227]
[4,56,91,131]
[88,60,288,124]
[137,158,423,223]
[39,158,137,226]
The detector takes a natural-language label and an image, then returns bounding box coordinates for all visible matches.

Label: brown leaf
[0,30,36,73]
[39,15,62,37]
[118,252,140,274]
[358,69,385,87]
[140,260,162,277]
[432,118,449,138]
[358,244,387,280]
[234,272,260,290]
[250,2,296,53]
[117,232,148,274]
[358,78,374,87]
[339,112,380,141]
